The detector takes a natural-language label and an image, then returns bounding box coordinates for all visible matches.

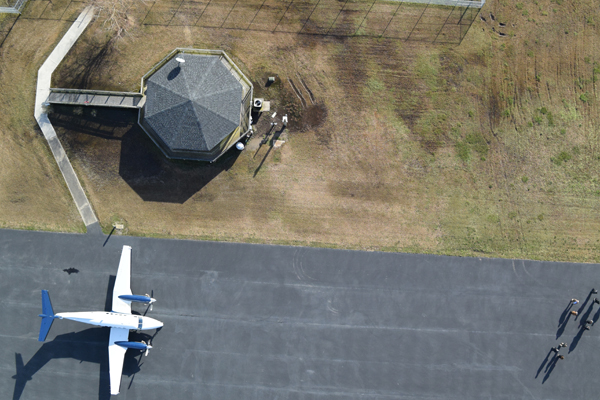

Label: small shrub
[487,214,500,223]
[367,78,384,92]
[537,214,544,221]
[508,211,518,219]
[522,176,529,183]
[456,141,471,162]
[466,132,489,155]
[572,146,580,155]
[580,92,589,102]
[551,151,572,165]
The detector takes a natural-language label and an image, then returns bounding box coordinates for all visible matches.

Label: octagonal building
[138,49,253,162]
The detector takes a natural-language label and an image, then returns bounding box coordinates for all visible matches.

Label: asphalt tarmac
[1,228,599,399]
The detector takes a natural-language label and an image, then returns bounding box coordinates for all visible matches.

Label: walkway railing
[393,0,485,7]
[48,88,144,109]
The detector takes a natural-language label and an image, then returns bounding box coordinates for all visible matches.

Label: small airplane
[38,245,163,395]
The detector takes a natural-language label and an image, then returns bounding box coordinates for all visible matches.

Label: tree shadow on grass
[53,35,116,90]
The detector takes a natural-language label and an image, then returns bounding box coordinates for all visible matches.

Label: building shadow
[11,328,150,400]
[49,106,241,204]
[118,124,241,203]
[49,105,132,141]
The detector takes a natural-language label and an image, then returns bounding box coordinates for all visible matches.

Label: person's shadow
[556,302,573,339]
[535,348,554,379]
[12,328,150,400]
[542,354,560,384]
[578,303,595,329]
[592,306,600,326]
[575,290,595,315]
[569,325,588,354]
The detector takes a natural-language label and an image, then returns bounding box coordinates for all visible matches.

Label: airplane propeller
[143,290,155,315]
[141,340,152,357]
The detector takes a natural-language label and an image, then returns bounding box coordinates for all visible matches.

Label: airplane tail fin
[38,290,55,342]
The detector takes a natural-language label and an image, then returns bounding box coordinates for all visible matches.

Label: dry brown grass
[0,14,84,232]
[4,0,600,262]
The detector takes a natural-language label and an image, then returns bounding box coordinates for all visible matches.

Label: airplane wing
[112,245,133,314]
[108,327,129,395]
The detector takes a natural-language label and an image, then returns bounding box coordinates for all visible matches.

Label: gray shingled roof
[144,54,243,152]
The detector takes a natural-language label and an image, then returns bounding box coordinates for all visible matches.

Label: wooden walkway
[48,89,144,109]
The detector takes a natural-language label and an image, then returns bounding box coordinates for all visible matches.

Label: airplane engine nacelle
[115,341,150,350]
[118,294,154,304]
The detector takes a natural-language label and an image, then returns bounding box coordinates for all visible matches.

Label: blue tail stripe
[38,317,54,341]
[41,290,54,317]
[38,290,55,342]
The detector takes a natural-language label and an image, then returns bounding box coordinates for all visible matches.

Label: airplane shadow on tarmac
[13,276,157,400]
[12,328,151,400]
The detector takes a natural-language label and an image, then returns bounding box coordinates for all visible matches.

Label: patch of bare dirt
[287,103,328,135]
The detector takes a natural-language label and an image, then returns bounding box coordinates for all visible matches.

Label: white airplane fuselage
[56,311,163,330]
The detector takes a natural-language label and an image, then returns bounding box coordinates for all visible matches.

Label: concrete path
[48,89,144,109]
[0,6,20,13]
[34,6,98,231]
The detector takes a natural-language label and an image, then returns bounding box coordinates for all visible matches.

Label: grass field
[3,0,600,262]
[0,10,84,232]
